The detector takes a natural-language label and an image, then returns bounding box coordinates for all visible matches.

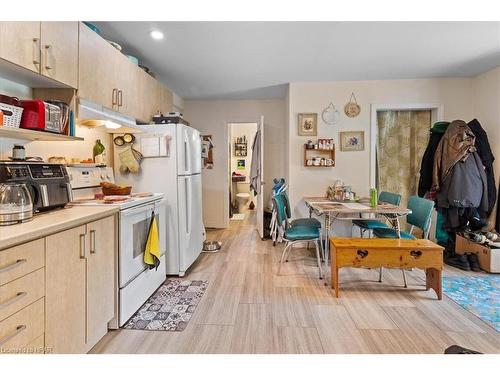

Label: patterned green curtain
[376,110,431,213]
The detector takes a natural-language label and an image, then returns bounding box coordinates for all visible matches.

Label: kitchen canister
[12,144,25,160]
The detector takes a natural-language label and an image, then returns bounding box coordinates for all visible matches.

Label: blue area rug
[442,276,500,332]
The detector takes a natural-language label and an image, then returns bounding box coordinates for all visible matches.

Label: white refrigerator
[113,123,205,276]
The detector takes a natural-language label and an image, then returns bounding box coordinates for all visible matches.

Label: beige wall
[472,66,500,225]
[184,99,287,228]
[287,77,477,232]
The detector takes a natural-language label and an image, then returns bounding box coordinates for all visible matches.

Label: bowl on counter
[101,185,132,196]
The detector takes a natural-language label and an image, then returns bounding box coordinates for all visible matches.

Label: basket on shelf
[0,103,23,128]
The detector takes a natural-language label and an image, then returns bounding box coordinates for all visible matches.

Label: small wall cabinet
[0,21,79,88]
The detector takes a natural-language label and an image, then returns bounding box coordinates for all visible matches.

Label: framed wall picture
[298,113,318,136]
[339,131,365,151]
[202,135,214,169]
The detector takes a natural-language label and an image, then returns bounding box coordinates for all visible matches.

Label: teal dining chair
[372,196,434,240]
[278,192,326,260]
[352,191,402,237]
[274,194,323,279]
[372,195,434,287]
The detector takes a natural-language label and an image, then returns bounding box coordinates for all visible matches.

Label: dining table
[303,196,412,259]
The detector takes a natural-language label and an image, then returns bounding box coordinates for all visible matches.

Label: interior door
[256,115,265,239]
[177,174,204,274]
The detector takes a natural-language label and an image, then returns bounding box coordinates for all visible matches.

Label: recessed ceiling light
[150,30,164,40]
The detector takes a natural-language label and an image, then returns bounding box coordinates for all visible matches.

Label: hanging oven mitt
[119,146,140,173]
[143,212,161,270]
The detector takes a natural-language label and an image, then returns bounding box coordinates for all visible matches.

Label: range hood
[76,98,143,134]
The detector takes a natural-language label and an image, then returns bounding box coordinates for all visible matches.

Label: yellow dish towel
[144,213,161,270]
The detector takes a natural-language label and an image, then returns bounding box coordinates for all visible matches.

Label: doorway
[376,109,431,208]
[370,104,443,202]
[228,122,258,221]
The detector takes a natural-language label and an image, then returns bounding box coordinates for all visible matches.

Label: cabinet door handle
[117,90,123,107]
[112,88,118,106]
[44,44,52,70]
[79,234,86,259]
[32,38,40,65]
[90,229,97,254]
[0,292,27,310]
[0,259,27,274]
[0,325,26,346]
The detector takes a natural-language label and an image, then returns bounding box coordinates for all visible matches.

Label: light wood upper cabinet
[45,225,87,354]
[160,84,174,114]
[0,22,41,73]
[40,22,79,88]
[137,72,173,122]
[78,22,120,109]
[86,216,116,351]
[116,58,140,117]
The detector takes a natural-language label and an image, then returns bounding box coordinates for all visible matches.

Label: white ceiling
[93,22,500,100]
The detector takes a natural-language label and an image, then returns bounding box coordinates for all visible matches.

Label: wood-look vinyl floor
[90,210,500,354]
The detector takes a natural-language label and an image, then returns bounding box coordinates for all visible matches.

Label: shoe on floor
[445,254,471,271]
[466,253,481,272]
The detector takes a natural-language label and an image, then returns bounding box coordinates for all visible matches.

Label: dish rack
[0,103,23,128]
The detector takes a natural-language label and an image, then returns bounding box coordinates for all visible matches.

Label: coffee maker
[0,162,73,213]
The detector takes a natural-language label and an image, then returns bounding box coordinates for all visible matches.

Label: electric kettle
[0,183,33,225]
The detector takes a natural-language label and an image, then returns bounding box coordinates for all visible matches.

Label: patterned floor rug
[124,279,208,331]
[442,275,499,332]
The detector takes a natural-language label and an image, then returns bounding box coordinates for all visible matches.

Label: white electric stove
[66,165,167,327]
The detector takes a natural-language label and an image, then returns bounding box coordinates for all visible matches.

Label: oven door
[118,199,166,288]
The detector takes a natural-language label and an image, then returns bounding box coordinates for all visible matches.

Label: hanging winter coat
[418,121,449,197]
[432,120,476,191]
[468,119,496,215]
[436,152,488,230]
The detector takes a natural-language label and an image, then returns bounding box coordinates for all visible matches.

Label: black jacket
[468,119,496,215]
[418,122,449,197]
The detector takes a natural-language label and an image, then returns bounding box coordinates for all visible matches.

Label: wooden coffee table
[330,238,444,299]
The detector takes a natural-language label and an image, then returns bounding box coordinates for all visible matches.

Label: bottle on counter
[93,139,106,165]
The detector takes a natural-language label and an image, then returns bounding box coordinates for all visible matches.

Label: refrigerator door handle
[185,178,191,235]
[184,131,191,175]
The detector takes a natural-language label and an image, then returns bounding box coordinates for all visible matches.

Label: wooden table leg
[331,251,339,297]
[426,268,442,300]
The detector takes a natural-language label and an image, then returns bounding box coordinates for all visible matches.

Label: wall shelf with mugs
[304,140,335,168]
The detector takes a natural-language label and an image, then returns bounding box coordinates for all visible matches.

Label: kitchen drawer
[0,298,44,353]
[335,247,443,269]
[0,239,45,286]
[0,268,45,322]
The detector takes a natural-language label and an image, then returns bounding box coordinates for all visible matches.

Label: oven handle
[120,203,157,218]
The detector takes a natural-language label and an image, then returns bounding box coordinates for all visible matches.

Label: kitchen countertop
[0,205,119,251]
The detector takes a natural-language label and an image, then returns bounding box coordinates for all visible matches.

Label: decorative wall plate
[322,102,340,125]
[344,92,361,117]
